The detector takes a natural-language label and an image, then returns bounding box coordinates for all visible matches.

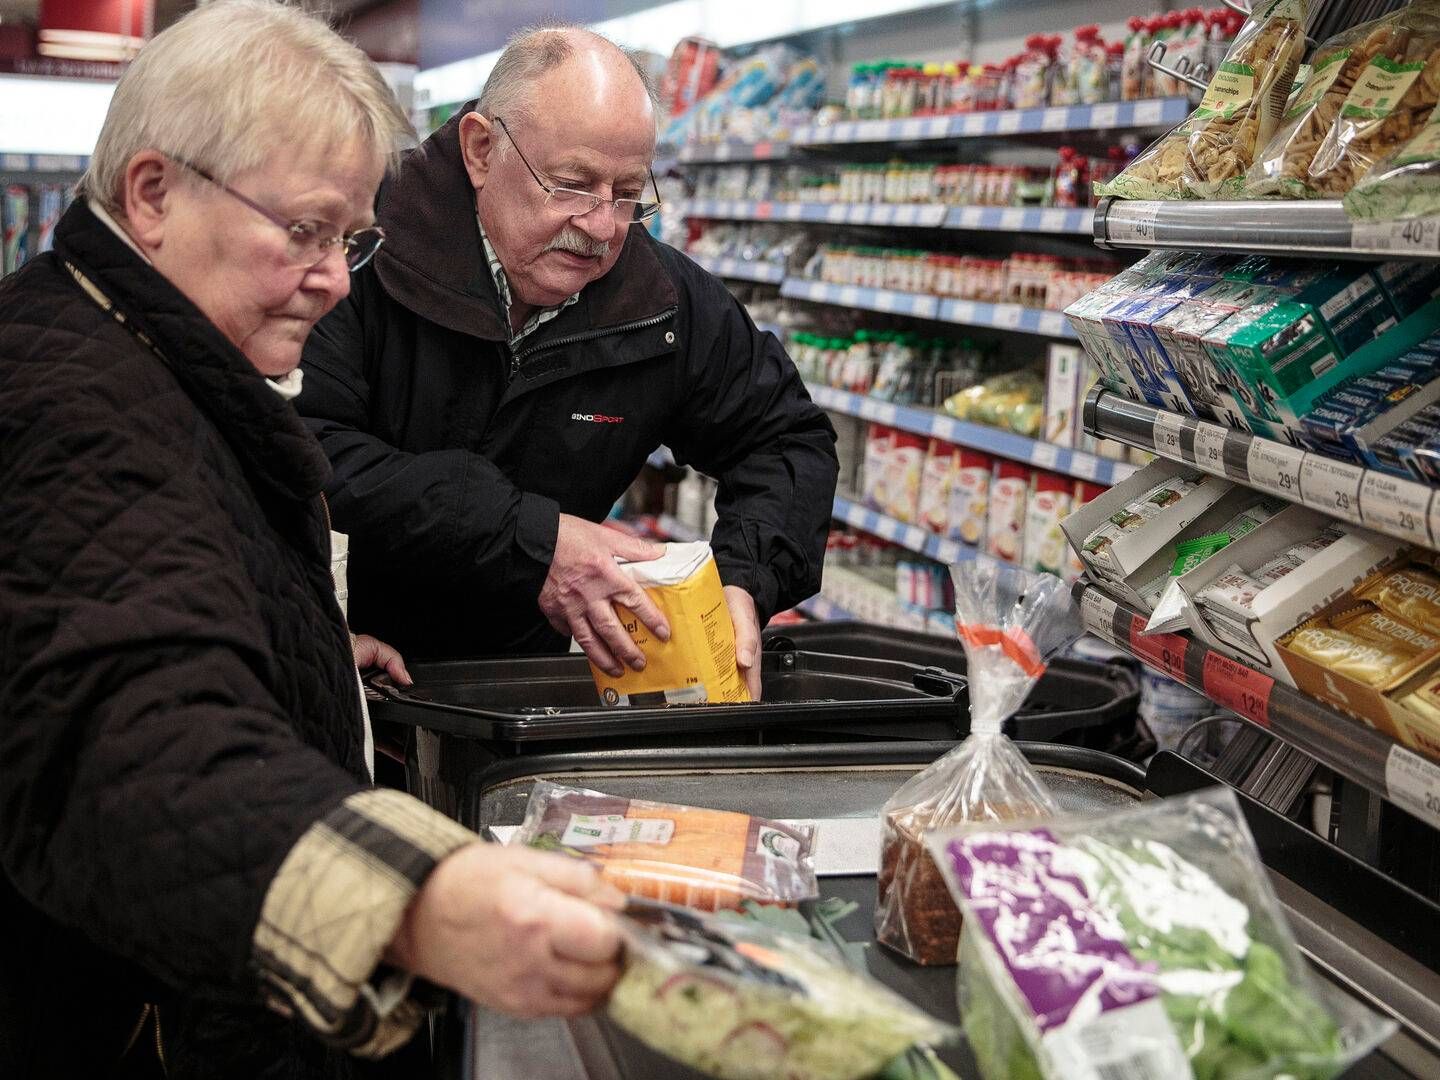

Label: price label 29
[1193,424,1227,474]
[1246,439,1305,500]
[1152,410,1187,459]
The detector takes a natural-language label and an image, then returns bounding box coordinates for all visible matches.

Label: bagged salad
[1098,0,1307,200]
[926,787,1395,1080]
[609,900,957,1080]
[514,781,818,911]
[875,559,1082,966]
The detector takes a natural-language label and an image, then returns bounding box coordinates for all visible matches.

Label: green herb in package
[926,788,1395,1080]
[1098,1,1306,200]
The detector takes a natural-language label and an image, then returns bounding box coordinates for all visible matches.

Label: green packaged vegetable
[926,788,1394,1080]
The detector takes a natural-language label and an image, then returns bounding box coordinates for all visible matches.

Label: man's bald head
[476,25,657,142]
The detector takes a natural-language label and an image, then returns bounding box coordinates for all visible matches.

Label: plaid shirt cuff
[252,789,475,1056]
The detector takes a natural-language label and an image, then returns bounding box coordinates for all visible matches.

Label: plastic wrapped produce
[926,788,1394,1080]
[875,560,1082,965]
[609,900,957,1080]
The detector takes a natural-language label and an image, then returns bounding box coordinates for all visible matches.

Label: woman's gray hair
[476,25,658,158]
[80,0,412,213]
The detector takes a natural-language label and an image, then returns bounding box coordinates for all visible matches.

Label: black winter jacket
[299,106,839,659]
[0,204,388,1078]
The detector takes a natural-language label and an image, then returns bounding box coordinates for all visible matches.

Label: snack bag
[1099,0,1306,200]
[926,788,1394,1080]
[876,560,1082,965]
[609,901,957,1080]
[515,782,817,911]
[589,541,751,707]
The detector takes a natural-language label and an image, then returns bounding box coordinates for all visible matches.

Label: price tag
[752,141,773,159]
[858,121,888,141]
[912,296,939,319]
[1080,587,1120,637]
[1,154,30,170]
[874,291,898,312]
[714,144,733,161]
[896,118,925,140]
[963,114,988,135]
[1032,442,1060,470]
[1193,423,1228,475]
[1299,455,1364,520]
[924,116,950,138]
[839,286,860,306]
[1246,439,1305,500]
[1039,208,1070,232]
[1134,99,1165,126]
[918,205,947,227]
[1041,107,1069,131]
[895,205,919,225]
[1360,471,1435,546]
[1090,102,1120,128]
[827,204,847,223]
[1129,615,1188,681]
[928,412,953,439]
[1038,312,1067,337]
[997,111,1023,134]
[874,205,897,225]
[999,208,1025,230]
[874,402,898,425]
[755,201,774,220]
[1353,217,1440,256]
[904,525,928,550]
[958,207,985,228]
[1385,746,1440,830]
[948,300,978,324]
[1071,454,1100,481]
[876,516,901,541]
[858,398,882,421]
[937,539,963,564]
[1201,652,1272,727]
[994,305,1023,330]
[1108,205,1160,244]
[1152,410,1187,459]
[785,203,804,221]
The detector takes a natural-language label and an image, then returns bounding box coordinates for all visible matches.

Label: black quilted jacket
[0,203,375,1077]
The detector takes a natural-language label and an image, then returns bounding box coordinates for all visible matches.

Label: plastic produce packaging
[1098,0,1307,199]
[514,781,817,911]
[925,787,1395,1080]
[876,560,1083,965]
[609,900,957,1080]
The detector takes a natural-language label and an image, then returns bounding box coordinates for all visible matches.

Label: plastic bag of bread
[1292,1,1440,199]
[1244,12,1410,197]
[1098,0,1306,200]
[875,560,1082,966]
[1181,0,1308,197]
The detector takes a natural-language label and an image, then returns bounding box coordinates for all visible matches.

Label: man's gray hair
[80,0,412,213]
[475,24,659,156]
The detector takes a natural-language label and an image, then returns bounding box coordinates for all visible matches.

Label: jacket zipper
[508,307,677,382]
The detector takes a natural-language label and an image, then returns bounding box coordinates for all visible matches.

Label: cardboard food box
[1103,277,1220,411]
[1150,281,1282,424]
[1059,458,1230,588]
[1176,507,1406,684]
[1044,343,1087,447]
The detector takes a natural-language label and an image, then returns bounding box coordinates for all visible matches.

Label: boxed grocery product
[883,432,928,523]
[590,541,753,706]
[1065,259,1188,402]
[862,424,893,511]
[918,439,958,535]
[1103,276,1222,410]
[1043,343,1086,447]
[1298,352,1440,468]
[1150,279,1282,422]
[1063,482,1106,582]
[1022,472,1073,577]
[1059,458,1229,587]
[1375,260,1440,318]
[1176,507,1405,682]
[985,461,1030,563]
[947,449,992,547]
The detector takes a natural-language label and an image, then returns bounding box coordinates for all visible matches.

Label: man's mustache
[544,230,610,258]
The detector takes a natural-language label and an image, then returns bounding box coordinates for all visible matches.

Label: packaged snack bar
[1283,620,1419,685]
[877,562,1081,966]
[1332,602,1440,653]
[589,542,751,707]
[925,788,1393,1080]
[1357,563,1440,630]
[1254,551,1303,583]
[1198,564,1266,616]
[1245,8,1429,198]
[1081,474,1203,565]
[610,901,957,1080]
[515,781,817,911]
[1399,672,1440,722]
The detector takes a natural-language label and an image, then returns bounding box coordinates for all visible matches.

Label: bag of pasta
[1098,0,1306,201]
[1282,1,1440,200]
[1181,0,1308,198]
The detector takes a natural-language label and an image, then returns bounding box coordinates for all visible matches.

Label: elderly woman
[0,3,623,1078]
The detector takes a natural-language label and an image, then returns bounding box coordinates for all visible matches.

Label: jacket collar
[53,201,332,503]
[373,103,678,347]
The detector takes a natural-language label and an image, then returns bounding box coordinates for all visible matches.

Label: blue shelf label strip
[679,199,1092,235]
[779,278,1077,339]
[831,495,975,564]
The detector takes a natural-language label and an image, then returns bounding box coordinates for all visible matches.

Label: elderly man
[299,26,838,695]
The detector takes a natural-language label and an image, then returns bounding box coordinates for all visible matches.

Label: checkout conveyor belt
[453,747,1440,1080]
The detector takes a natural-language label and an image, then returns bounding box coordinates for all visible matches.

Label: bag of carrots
[514,781,819,911]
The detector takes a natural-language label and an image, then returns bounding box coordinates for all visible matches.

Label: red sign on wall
[39,0,153,61]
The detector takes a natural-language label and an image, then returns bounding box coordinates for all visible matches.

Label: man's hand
[724,585,763,701]
[352,633,411,686]
[539,515,670,677]
[385,843,625,1018]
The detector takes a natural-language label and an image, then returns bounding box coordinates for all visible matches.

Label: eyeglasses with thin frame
[170,157,386,272]
[494,117,661,224]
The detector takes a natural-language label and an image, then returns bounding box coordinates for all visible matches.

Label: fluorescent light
[0,75,114,154]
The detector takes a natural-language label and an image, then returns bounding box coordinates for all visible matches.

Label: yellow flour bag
[591,541,752,707]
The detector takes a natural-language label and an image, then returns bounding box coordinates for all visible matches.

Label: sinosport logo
[571,412,625,423]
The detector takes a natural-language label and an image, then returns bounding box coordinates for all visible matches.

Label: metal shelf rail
[1094,196,1440,261]
[1085,388,1440,552]
[679,198,1093,235]
[781,278,1077,338]
[807,382,1135,485]
[1075,580,1440,831]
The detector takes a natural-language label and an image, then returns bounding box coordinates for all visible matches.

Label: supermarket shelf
[796,594,860,622]
[831,494,976,565]
[806,382,1135,485]
[1085,388,1440,553]
[655,514,705,543]
[1095,197,1440,261]
[791,97,1189,146]
[674,140,792,164]
[679,198,1093,235]
[0,153,87,173]
[1075,579,1440,831]
[691,254,786,284]
[781,277,1078,339]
